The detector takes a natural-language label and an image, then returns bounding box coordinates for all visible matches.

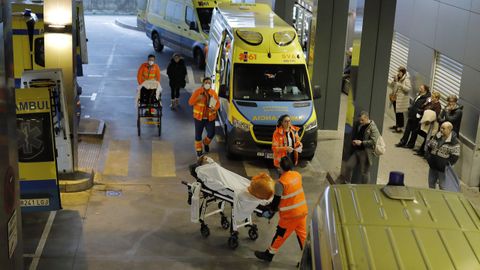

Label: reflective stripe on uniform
[281,188,304,199]
[279,200,306,212]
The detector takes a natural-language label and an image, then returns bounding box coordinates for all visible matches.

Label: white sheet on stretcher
[195,162,271,221]
[135,80,162,107]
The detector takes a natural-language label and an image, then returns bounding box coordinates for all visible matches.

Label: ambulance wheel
[228,235,239,249]
[221,216,230,230]
[194,48,205,69]
[152,32,164,52]
[248,227,258,240]
[304,154,314,161]
[200,224,210,238]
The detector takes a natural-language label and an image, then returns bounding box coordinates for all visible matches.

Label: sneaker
[389,125,397,130]
[254,250,274,262]
[204,144,210,153]
[196,151,203,157]
[395,142,405,147]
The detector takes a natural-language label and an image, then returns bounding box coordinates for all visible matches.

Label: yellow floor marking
[151,141,176,177]
[103,140,130,176]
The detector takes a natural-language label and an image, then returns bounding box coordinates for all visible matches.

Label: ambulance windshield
[197,8,213,34]
[234,64,311,101]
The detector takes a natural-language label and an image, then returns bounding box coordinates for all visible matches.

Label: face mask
[148,61,154,66]
[204,83,211,90]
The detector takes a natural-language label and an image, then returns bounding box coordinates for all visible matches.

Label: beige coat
[389,72,411,113]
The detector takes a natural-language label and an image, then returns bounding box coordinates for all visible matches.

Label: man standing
[137,54,160,85]
[188,78,220,157]
[254,156,308,262]
[426,121,460,190]
[396,84,431,148]
[167,53,187,110]
[339,111,380,184]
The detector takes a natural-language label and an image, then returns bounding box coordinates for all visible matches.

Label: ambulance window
[174,4,185,24]
[185,6,195,26]
[34,37,45,67]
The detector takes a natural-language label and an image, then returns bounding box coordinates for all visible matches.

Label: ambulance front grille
[252,125,304,142]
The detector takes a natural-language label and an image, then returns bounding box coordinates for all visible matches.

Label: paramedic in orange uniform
[272,114,302,169]
[137,54,161,85]
[188,77,220,157]
[254,156,308,262]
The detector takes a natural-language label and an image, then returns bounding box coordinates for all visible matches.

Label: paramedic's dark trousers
[194,119,215,152]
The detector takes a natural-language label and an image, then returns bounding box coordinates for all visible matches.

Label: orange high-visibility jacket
[137,63,161,85]
[188,87,220,121]
[278,171,308,219]
[272,126,301,168]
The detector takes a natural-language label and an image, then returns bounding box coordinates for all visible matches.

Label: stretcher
[136,80,162,136]
[182,159,271,249]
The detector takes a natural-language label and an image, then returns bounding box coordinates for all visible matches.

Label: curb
[114,19,141,32]
[58,169,95,193]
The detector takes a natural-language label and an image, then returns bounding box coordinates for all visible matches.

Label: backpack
[374,135,386,156]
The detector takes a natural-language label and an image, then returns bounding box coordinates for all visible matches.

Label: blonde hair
[431,91,441,100]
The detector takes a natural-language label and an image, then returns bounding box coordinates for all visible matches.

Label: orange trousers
[269,215,307,254]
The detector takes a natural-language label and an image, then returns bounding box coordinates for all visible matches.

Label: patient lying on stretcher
[191,155,274,221]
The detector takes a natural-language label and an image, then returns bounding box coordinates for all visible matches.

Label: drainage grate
[78,136,103,171]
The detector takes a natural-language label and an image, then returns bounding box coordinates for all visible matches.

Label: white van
[145,0,229,68]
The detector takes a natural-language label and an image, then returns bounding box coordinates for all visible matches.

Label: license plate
[265,153,274,159]
[256,152,265,157]
[20,198,50,207]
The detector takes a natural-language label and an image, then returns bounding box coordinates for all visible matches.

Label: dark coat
[407,92,431,120]
[439,104,463,135]
[427,131,460,172]
[167,59,187,89]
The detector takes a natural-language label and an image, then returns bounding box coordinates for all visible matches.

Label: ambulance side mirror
[219,84,227,98]
[313,85,321,99]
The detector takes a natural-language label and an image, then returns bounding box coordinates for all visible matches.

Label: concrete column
[352,0,397,183]
[273,0,294,25]
[309,0,349,130]
[44,0,78,170]
[0,1,24,269]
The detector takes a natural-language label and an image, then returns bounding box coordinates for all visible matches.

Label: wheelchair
[137,86,162,136]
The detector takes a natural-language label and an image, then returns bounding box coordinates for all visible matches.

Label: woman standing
[389,67,411,133]
[272,115,302,169]
[167,53,187,110]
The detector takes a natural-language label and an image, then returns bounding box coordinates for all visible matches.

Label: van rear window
[233,64,311,101]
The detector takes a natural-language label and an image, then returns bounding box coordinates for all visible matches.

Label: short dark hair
[422,84,430,92]
[277,114,290,127]
[280,156,294,172]
[148,54,155,59]
[202,77,212,83]
[359,111,369,118]
[398,67,407,74]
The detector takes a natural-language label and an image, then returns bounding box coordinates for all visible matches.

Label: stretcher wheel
[248,227,258,240]
[228,235,239,249]
[200,224,210,238]
[220,216,229,230]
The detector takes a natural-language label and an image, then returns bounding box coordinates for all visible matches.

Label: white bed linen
[195,162,271,221]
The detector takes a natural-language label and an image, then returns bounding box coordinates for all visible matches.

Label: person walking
[339,111,380,184]
[167,53,187,110]
[426,121,460,190]
[396,84,431,148]
[389,67,411,133]
[137,54,160,85]
[188,78,220,157]
[272,114,302,170]
[254,156,308,262]
[438,95,463,135]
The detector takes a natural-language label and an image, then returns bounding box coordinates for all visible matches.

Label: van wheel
[152,32,164,52]
[194,48,205,69]
[224,125,236,160]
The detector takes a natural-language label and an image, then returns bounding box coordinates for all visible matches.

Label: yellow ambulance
[205,3,320,160]
[300,182,480,269]
[145,0,229,68]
